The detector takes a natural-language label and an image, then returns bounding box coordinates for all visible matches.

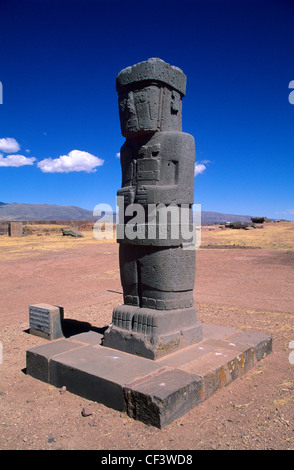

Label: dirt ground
[0,222,293,451]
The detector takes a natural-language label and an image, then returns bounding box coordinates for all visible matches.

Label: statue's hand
[117,186,136,205]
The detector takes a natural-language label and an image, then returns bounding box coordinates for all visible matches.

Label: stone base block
[103,323,203,360]
[103,305,203,359]
[26,323,272,428]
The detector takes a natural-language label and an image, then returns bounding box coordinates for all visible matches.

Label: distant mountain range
[0,202,98,221]
[0,202,258,224]
[197,211,253,224]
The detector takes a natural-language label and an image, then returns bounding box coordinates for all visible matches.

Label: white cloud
[194,162,207,176]
[37,149,104,173]
[0,137,20,153]
[116,152,120,158]
[0,154,36,167]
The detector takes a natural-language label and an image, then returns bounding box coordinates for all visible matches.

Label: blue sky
[0,0,293,220]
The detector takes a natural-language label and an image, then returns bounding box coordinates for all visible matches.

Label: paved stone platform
[26,324,272,428]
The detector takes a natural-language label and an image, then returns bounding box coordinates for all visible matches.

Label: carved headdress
[116,58,187,96]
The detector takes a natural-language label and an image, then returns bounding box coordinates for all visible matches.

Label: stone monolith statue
[103,58,203,359]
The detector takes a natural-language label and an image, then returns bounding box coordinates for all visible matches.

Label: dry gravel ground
[0,222,293,452]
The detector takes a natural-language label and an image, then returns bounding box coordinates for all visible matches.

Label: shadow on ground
[61,319,108,337]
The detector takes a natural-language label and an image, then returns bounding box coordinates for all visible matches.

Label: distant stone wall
[22,220,95,228]
[0,221,9,235]
[0,220,96,235]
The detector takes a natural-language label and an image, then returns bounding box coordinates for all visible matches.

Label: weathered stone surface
[29,303,64,340]
[124,368,203,428]
[225,222,256,229]
[26,339,85,382]
[61,228,84,237]
[104,58,203,358]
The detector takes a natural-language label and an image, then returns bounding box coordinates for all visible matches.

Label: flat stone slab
[26,323,272,428]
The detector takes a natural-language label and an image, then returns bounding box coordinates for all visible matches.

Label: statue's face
[118,85,161,137]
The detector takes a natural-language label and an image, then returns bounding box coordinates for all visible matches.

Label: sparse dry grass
[0,224,116,260]
[200,222,294,250]
[0,221,293,262]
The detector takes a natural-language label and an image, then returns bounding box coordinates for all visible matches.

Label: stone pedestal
[26,324,272,428]
[103,305,202,359]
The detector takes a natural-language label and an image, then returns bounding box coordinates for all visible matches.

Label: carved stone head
[116,58,187,138]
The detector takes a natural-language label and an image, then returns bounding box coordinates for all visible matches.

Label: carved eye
[134,91,147,104]
[119,99,127,112]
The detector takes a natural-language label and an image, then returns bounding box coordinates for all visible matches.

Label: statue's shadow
[61,319,108,338]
